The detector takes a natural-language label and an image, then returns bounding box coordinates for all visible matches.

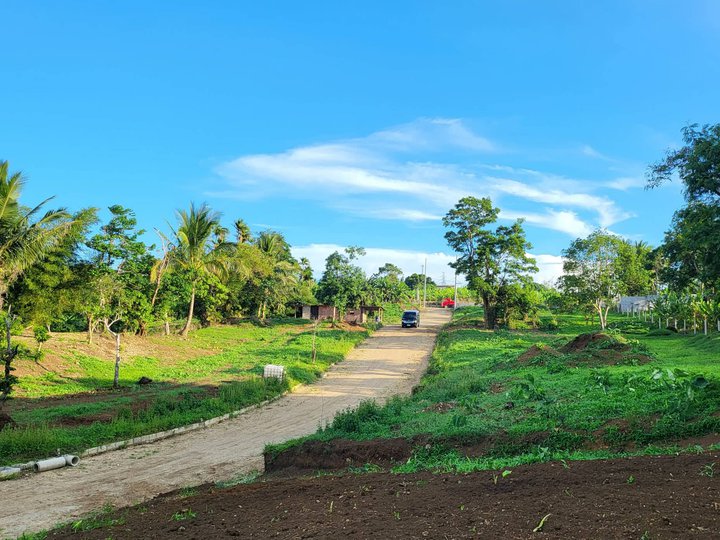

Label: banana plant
[693,298,713,336]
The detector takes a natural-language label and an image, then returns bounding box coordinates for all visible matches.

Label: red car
[441,298,455,308]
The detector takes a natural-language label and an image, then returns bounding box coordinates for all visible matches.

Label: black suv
[401,310,420,328]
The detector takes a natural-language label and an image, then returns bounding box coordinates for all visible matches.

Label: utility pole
[423,257,428,309]
[453,270,458,311]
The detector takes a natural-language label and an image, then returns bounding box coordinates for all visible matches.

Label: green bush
[540,317,560,331]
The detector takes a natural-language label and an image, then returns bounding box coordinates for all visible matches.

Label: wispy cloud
[501,209,594,238]
[579,144,619,162]
[605,176,645,191]
[214,118,634,236]
[488,177,632,228]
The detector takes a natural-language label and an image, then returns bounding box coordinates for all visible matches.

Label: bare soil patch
[516,343,562,363]
[560,332,623,353]
[46,451,720,539]
[265,437,417,474]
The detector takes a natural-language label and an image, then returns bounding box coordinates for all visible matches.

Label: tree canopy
[443,196,537,327]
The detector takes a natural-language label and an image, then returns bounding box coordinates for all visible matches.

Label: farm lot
[1,319,369,466]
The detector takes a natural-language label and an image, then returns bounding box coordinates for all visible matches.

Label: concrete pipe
[0,466,21,478]
[34,457,68,472]
[64,455,80,466]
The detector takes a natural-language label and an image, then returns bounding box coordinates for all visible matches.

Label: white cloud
[370,117,497,153]
[579,144,617,161]
[605,176,645,190]
[488,177,631,228]
[213,117,634,234]
[501,209,593,237]
[529,253,565,285]
[362,208,443,221]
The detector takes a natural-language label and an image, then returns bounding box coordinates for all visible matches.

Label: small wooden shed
[300,305,339,321]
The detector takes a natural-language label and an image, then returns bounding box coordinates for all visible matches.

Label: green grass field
[268,307,720,473]
[0,319,370,466]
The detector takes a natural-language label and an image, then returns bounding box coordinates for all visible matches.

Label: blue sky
[2,1,717,283]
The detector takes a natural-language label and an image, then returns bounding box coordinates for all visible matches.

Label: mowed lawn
[0,319,370,466]
[269,307,720,472]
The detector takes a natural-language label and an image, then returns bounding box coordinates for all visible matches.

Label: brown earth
[0,308,451,539]
[264,427,720,477]
[46,451,720,539]
[560,332,623,353]
[517,343,562,363]
[517,333,653,366]
[265,437,418,474]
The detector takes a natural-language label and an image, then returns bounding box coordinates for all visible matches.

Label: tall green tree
[560,230,625,330]
[0,161,92,308]
[615,240,655,295]
[0,161,93,401]
[443,196,537,328]
[316,248,367,317]
[648,123,720,292]
[404,273,435,290]
[171,203,223,336]
[86,205,155,335]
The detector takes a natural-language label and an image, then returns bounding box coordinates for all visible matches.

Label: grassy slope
[269,307,720,473]
[0,319,370,465]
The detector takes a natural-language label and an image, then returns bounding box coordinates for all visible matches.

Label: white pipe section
[33,455,79,473]
[34,457,67,472]
[0,466,21,478]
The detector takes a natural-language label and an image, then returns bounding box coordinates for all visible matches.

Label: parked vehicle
[441,298,455,308]
[401,310,420,328]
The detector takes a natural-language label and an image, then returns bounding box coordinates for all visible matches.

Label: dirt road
[0,308,450,539]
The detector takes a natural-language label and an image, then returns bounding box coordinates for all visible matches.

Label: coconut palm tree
[171,203,222,337]
[234,219,252,244]
[0,161,89,308]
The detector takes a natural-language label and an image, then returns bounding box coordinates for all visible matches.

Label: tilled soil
[47,451,720,539]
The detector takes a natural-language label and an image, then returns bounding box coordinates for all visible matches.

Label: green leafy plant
[492,469,512,484]
[171,509,197,521]
[512,374,546,401]
[700,462,716,478]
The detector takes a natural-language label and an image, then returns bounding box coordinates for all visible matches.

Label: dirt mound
[46,451,720,540]
[517,344,561,363]
[516,333,651,367]
[265,437,417,474]
[0,411,16,430]
[560,332,628,354]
